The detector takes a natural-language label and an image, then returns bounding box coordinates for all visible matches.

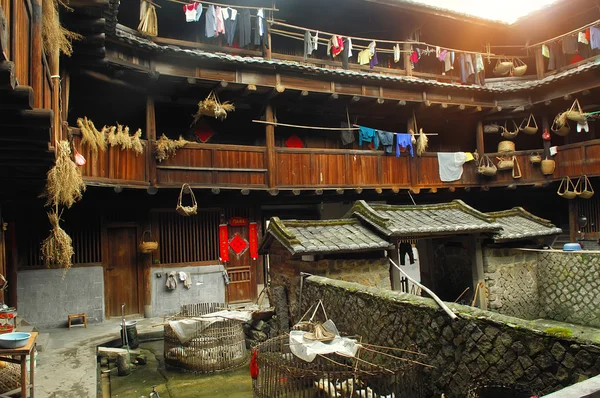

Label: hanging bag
[501,120,519,139]
[512,156,522,179]
[477,155,497,176]
[529,152,542,164]
[565,99,587,124]
[519,114,538,135]
[575,175,595,199]
[551,113,570,136]
[497,155,514,171]
[176,183,198,216]
[139,230,158,254]
[557,176,577,199]
[512,57,528,77]
[493,58,513,76]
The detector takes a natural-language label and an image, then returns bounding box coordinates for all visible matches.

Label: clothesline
[253,120,360,130]
[525,17,600,49]
[162,0,278,11]
[268,20,497,57]
[352,125,438,135]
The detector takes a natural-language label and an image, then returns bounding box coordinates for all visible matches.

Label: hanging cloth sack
[477,155,497,176]
[575,175,594,199]
[501,120,519,139]
[565,99,587,124]
[512,156,522,179]
[557,176,577,199]
[512,57,528,76]
[176,183,198,216]
[493,58,513,76]
[519,114,538,135]
[551,113,570,136]
[496,155,514,171]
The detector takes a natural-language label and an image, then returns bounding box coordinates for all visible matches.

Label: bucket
[121,321,139,349]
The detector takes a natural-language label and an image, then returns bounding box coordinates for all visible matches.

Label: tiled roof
[113,28,600,94]
[259,217,391,255]
[486,207,563,242]
[345,200,503,237]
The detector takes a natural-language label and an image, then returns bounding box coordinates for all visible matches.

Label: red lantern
[250,349,259,379]
[219,224,229,263]
[542,128,551,141]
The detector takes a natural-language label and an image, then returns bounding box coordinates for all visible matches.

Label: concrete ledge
[542,374,600,397]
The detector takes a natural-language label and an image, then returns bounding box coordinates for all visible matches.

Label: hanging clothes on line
[437,152,467,182]
[331,35,344,57]
[357,48,371,65]
[393,44,401,63]
[376,130,394,154]
[358,126,379,149]
[183,2,202,22]
[304,31,314,61]
[443,52,453,72]
[341,38,350,69]
[591,26,600,50]
[313,31,319,50]
[238,8,252,47]
[215,6,225,36]
[223,8,237,46]
[253,8,264,45]
[347,38,353,57]
[205,5,217,38]
[368,41,378,69]
[578,31,589,45]
[542,44,550,58]
[395,133,414,157]
[399,242,415,265]
[562,34,578,54]
[340,122,355,145]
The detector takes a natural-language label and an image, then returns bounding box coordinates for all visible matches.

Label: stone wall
[537,252,600,328]
[303,276,600,398]
[150,264,226,317]
[17,266,104,328]
[484,248,543,319]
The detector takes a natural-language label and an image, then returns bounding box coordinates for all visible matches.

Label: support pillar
[470,236,487,310]
[476,120,484,156]
[265,105,276,188]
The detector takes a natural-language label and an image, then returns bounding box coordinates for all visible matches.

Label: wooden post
[50,49,61,143]
[60,69,70,122]
[476,120,484,157]
[388,241,401,291]
[403,43,412,77]
[146,96,157,186]
[265,104,276,189]
[470,236,487,310]
[30,0,43,108]
[535,47,545,80]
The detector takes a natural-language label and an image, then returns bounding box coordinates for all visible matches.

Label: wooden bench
[68,313,87,329]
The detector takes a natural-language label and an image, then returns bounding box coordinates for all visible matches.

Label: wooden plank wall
[11,0,31,86]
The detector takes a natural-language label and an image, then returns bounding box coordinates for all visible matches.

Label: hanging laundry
[438,49,447,62]
[370,49,378,69]
[395,133,414,157]
[238,9,251,48]
[341,38,350,70]
[205,5,217,38]
[393,44,401,63]
[591,26,600,50]
[399,242,414,265]
[437,152,467,182]
[410,50,419,63]
[358,126,379,149]
[215,6,225,36]
[376,130,394,154]
[253,8,264,45]
[224,8,238,46]
[562,34,578,54]
[475,54,484,73]
[347,38,353,57]
[577,120,590,133]
[443,52,453,72]
[464,152,475,162]
[183,2,201,23]
[465,54,475,77]
[327,38,332,56]
[578,31,589,45]
[541,44,550,58]
[313,31,319,50]
[458,53,468,83]
[331,35,344,57]
[304,31,314,61]
[357,48,371,65]
[340,122,355,145]
[435,46,441,58]
[570,53,584,64]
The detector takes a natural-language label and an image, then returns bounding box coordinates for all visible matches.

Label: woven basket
[575,175,594,199]
[558,176,577,199]
[0,362,25,394]
[565,99,587,124]
[519,114,538,135]
[552,113,570,136]
[483,124,502,134]
[497,156,514,171]
[529,152,542,164]
[512,58,528,77]
[477,155,497,177]
[541,159,555,175]
[176,183,198,217]
[501,120,519,140]
[498,141,515,153]
[139,230,158,254]
[493,59,513,76]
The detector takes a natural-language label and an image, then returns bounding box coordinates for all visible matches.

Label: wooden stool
[68,313,87,329]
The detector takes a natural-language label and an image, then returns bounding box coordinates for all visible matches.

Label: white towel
[437,152,467,182]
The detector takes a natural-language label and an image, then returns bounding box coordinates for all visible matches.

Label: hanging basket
[541,159,556,175]
[139,230,158,254]
[477,155,497,177]
[551,113,570,136]
[483,124,503,134]
[176,183,198,216]
[575,175,594,199]
[501,120,519,140]
[512,157,522,179]
[529,152,542,164]
[498,140,515,153]
[565,99,587,124]
[512,57,528,77]
[519,114,538,135]
[497,156,514,171]
[557,176,577,199]
[193,91,235,122]
[493,58,513,76]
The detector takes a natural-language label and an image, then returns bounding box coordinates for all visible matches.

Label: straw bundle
[77,117,107,155]
[155,134,190,162]
[107,124,145,156]
[43,141,86,208]
[42,0,82,57]
[41,211,74,270]
[193,91,235,122]
[138,3,158,37]
[416,128,428,156]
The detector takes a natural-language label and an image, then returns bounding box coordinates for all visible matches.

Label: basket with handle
[575,175,594,199]
[557,176,577,199]
[565,99,587,124]
[519,114,538,135]
[176,183,198,216]
[139,230,158,254]
[477,155,497,176]
[512,157,522,179]
[512,57,528,76]
[529,152,542,164]
[501,120,519,139]
[496,156,514,171]
[551,113,570,136]
[493,58,513,76]
[483,124,503,134]
[541,158,556,175]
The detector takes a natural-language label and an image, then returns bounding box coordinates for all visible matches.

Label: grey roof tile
[486,208,563,242]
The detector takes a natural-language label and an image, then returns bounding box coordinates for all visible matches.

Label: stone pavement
[34,316,163,398]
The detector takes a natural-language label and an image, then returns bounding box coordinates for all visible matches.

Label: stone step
[36,333,50,352]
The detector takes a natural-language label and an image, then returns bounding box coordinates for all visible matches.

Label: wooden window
[157,210,220,264]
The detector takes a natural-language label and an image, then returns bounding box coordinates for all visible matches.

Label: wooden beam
[214,80,228,93]
[241,189,251,195]
[267,84,285,99]
[211,188,220,194]
[351,96,360,103]
[476,120,484,158]
[292,189,301,196]
[535,47,545,80]
[265,105,276,189]
[428,188,437,194]
[268,189,279,196]
[0,62,16,90]
[315,189,323,195]
[82,70,146,94]
[328,93,339,101]
[241,84,257,96]
[66,0,109,7]
[355,187,363,194]
[398,100,407,106]
[403,42,412,77]
[375,188,383,194]
[335,188,344,195]
[448,187,456,193]
[31,0,43,108]
[0,6,8,62]
[145,96,156,141]
[0,86,34,110]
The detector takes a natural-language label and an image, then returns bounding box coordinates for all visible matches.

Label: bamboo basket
[483,124,502,134]
[575,175,594,199]
[529,152,542,164]
[557,176,577,199]
[497,156,514,171]
[552,113,570,136]
[565,99,587,124]
[498,140,515,153]
[0,363,26,394]
[512,157,522,179]
[519,114,538,135]
[477,155,497,176]
[541,159,556,175]
[512,57,528,76]
[493,58,513,76]
[501,120,519,139]
[137,3,158,37]
[176,183,198,216]
[139,230,158,254]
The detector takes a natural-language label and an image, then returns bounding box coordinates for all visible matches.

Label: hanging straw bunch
[106,124,145,156]
[416,128,428,156]
[41,211,74,270]
[77,117,107,155]
[193,91,235,123]
[155,134,190,162]
[137,1,158,37]
[43,141,86,208]
[42,0,82,57]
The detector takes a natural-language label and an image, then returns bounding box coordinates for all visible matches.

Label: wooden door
[225,212,257,304]
[104,226,140,317]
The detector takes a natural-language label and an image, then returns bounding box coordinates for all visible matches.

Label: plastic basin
[0,332,31,349]
[563,243,582,251]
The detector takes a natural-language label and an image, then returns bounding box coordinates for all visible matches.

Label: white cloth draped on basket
[289,320,360,362]
[437,152,467,182]
[168,310,253,344]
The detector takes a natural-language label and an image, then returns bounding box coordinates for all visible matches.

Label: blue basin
[0,332,31,349]
[563,243,582,251]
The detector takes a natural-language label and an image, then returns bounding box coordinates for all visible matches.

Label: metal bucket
[121,321,139,349]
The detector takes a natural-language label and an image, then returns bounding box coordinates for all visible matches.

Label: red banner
[219,224,229,263]
[249,222,259,260]
[229,217,248,227]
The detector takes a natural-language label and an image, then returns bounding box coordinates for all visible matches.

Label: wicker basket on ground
[0,362,26,394]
